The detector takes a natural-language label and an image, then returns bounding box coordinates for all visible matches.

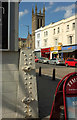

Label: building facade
[26,34,32,49]
[35,27,42,57]
[35,15,76,60]
[19,38,27,49]
[32,5,45,50]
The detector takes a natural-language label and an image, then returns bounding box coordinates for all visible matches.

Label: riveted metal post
[53,68,55,80]
[39,67,41,76]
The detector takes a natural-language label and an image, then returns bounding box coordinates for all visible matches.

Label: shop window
[72,23,75,30]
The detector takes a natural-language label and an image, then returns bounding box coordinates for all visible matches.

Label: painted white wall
[35,27,42,50]
[35,15,76,51]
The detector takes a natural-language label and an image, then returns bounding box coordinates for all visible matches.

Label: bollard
[52,68,55,80]
[39,67,41,76]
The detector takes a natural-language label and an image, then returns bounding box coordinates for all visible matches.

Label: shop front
[59,45,77,60]
[50,46,61,59]
[34,49,41,58]
[41,48,50,59]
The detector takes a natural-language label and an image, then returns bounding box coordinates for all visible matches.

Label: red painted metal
[50,72,77,120]
[63,72,77,120]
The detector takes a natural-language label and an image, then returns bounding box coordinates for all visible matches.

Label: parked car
[42,57,50,64]
[49,58,65,65]
[65,58,77,67]
[35,56,39,62]
[38,57,45,63]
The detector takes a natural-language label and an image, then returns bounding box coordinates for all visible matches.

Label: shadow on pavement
[36,73,60,119]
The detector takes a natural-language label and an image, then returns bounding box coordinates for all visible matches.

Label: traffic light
[0,2,10,49]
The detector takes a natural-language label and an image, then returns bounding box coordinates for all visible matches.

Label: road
[35,63,76,118]
[35,63,76,79]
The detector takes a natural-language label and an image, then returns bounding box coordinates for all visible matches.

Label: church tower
[32,5,45,49]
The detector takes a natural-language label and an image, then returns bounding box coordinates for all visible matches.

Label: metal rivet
[29,77,32,79]
[29,82,32,84]
[24,82,27,85]
[24,54,27,56]
[29,109,32,112]
[24,58,27,61]
[29,58,32,60]
[25,105,27,108]
[24,63,27,65]
[24,78,27,80]
[29,62,32,65]
[31,98,34,101]
[29,54,32,56]
[29,91,32,94]
[29,87,32,89]
[24,73,27,75]
[24,110,27,113]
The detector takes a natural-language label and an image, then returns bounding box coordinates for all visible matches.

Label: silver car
[42,57,49,64]
[49,58,65,65]
[38,57,45,63]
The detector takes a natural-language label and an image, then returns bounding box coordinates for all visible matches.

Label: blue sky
[19,2,75,38]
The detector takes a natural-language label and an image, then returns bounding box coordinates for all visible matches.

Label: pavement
[36,73,60,119]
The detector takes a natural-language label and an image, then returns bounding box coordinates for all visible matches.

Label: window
[46,31,48,36]
[44,32,45,36]
[67,25,69,31]
[44,31,48,37]
[57,27,60,33]
[72,23,75,30]
[68,59,74,61]
[37,33,40,38]
[69,36,72,44]
[55,39,58,45]
[37,41,40,47]
[53,29,55,34]
[44,39,47,46]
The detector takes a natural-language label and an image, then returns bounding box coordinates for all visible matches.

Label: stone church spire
[43,4,45,16]
[32,6,34,15]
[35,4,37,14]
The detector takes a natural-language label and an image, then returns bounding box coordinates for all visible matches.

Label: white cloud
[19,9,29,19]
[54,4,75,18]
[45,2,54,11]
[49,2,53,6]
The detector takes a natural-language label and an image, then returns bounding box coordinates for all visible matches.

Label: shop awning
[53,52,58,54]
[58,49,76,53]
